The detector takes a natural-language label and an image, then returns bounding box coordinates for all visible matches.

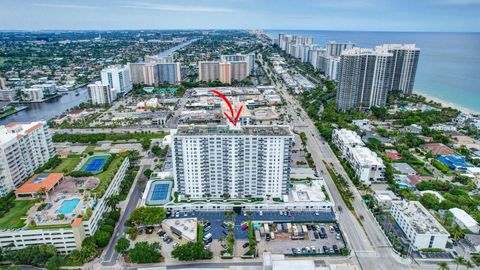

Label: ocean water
[266,30,480,113]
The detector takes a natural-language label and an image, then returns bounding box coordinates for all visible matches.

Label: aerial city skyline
[0,1,478,270]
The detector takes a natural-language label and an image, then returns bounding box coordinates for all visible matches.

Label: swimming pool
[56,199,80,215]
[146,181,172,205]
[81,155,109,174]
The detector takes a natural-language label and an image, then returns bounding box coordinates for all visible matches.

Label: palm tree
[451,224,465,241]
[454,257,466,270]
[106,195,119,210]
[464,260,474,270]
[438,262,449,270]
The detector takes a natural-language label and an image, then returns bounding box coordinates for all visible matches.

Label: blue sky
[0,0,479,32]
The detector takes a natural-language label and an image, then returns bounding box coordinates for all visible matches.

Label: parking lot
[256,223,345,256]
[166,210,336,240]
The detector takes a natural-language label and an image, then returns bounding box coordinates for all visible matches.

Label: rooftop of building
[375,44,419,51]
[0,121,45,143]
[334,129,364,146]
[350,146,384,167]
[289,181,328,203]
[392,200,448,235]
[449,208,478,227]
[174,124,293,137]
[341,47,393,57]
[162,217,197,242]
[15,173,64,194]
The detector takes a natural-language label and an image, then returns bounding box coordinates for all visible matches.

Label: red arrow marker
[211,89,243,126]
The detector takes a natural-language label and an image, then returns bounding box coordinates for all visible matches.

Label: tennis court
[146,180,172,205]
[81,155,110,174]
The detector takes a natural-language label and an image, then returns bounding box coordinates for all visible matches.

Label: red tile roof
[15,173,64,194]
[71,218,82,227]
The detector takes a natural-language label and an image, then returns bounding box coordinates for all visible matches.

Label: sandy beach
[414,90,479,115]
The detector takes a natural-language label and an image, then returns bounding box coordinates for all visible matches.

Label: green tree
[419,193,440,210]
[129,207,166,225]
[171,241,213,261]
[115,237,130,255]
[143,169,153,178]
[46,255,65,270]
[454,257,466,270]
[438,262,449,270]
[106,195,120,210]
[127,242,162,263]
[450,224,465,241]
[94,230,112,248]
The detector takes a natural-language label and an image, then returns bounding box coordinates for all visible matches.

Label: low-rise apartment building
[0,157,130,254]
[391,200,449,250]
[332,129,385,184]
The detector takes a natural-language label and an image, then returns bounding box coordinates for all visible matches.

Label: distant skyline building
[198,61,220,82]
[31,83,57,96]
[0,121,54,197]
[145,55,173,64]
[100,65,132,94]
[171,125,293,199]
[377,44,420,96]
[218,62,231,84]
[221,53,255,74]
[0,89,17,101]
[157,62,182,84]
[198,59,249,84]
[0,78,6,89]
[325,41,355,57]
[87,81,115,105]
[22,88,44,102]
[336,44,420,111]
[127,62,146,85]
[336,47,394,111]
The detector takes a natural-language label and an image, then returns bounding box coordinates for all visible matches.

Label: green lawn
[0,200,35,229]
[50,155,81,173]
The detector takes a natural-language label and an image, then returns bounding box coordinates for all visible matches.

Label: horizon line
[0,28,479,34]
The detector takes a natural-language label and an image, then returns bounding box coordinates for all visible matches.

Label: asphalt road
[101,163,150,267]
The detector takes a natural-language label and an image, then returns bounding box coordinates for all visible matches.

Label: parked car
[175,212,180,218]
[165,238,173,244]
[266,234,271,241]
[158,231,165,237]
[204,226,211,232]
[314,231,319,239]
[336,233,341,240]
[242,242,250,248]
[173,242,179,248]
[323,246,329,253]
[241,224,249,231]
[333,245,339,253]
[203,233,212,241]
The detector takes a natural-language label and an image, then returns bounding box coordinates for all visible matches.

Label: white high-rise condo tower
[171,125,293,199]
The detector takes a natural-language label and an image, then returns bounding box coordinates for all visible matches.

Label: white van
[203,233,212,241]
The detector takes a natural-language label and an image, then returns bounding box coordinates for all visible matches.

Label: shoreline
[413,90,479,115]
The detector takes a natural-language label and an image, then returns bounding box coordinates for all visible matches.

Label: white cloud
[121,2,235,13]
[31,3,102,9]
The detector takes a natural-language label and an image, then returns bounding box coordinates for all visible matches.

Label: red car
[241,224,248,231]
